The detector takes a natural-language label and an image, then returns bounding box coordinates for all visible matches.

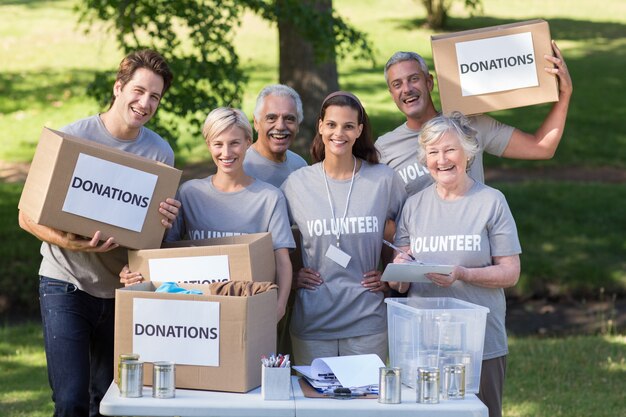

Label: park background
[0,0,624,416]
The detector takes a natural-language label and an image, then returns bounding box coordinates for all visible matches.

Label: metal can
[442,363,466,400]
[378,367,401,404]
[152,361,176,399]
[119,360,143,398]
[416,367,439,404]
[118,353,140,386]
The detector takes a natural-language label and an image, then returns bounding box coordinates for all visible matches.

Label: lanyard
[322,156,356,248]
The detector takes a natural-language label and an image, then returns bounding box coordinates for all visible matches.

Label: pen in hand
[382,239,416,261]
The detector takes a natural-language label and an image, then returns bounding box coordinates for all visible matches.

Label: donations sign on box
[18,127,181,249]
[133,298,220,366]
[128,233,276,284]
[63,153,158,232]
[431,19,558,115]
[114,281,277,392]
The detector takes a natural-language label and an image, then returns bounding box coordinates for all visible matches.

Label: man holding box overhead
[377,43,571,417]
[376,42,572,197]
[18,50,180,417]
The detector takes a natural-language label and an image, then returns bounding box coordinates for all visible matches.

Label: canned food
[442,363,466,400]
[152,361,176,399]
[378,367,402,404]
[416,367,439,404]
[119,360,143,398]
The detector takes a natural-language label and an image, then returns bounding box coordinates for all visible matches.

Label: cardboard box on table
[115,281,277,392]
[18,127,182,250]
[127,233,276,284]
[431,19,559,115]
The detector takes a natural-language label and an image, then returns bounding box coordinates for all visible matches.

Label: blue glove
[155,282,203,295]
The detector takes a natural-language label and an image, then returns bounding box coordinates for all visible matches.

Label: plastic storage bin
[385,297,488,394]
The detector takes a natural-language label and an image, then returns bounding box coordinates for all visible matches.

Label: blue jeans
[39,276,115,417]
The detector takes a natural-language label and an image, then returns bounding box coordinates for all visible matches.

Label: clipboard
[381,262,454,283]
[298,378,377,399]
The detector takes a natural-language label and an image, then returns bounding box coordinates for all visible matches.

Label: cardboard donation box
[18,127,182,249]
[114,281,277,392]
[431,19,559,115]
[128,233,276,284]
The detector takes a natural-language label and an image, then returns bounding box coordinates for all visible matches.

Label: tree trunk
[421,0,449,29]
[278,0,339,159]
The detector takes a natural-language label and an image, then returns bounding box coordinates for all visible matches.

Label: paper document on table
[293,354,384,388]
[381,262,454,283]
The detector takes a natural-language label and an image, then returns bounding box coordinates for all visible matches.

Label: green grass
[1,323,624,417]
[0,324,53,417]
[0,183,42,317]
[497,181,626,297]
[1,0,624,167]
[505,334,626,417]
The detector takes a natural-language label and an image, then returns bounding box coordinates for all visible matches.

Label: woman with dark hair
[281,91,406,365]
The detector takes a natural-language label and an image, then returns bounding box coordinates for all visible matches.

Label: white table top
[100,377,487,417]
[99,381,294,417]
[292,377,488,417]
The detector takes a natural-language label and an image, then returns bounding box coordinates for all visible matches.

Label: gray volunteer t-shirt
[243,146,307,188]
[395,181,522,359]
[282,161,407,340]
[165,176,295,251]
[375,114,514,196]
[38,115,175,299]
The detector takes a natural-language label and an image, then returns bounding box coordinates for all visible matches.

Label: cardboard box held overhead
[18,127,182,250]
[128,233,276,284]
[114,281,277,392]
[431,19,559,115]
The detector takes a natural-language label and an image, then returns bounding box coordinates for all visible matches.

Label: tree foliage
[419,0,483,29]
[75,0,374,152]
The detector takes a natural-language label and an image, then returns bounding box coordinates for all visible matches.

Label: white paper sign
[133,298,220,366]
[62,153,158,232]
[148,255,230,284]
[455,32,538,96]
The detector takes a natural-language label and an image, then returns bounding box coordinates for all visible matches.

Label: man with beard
[244,84,308,187]
[376,44,572,197]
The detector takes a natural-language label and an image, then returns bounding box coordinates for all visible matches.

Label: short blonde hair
[202,107,252,145]
[418,112,479,169]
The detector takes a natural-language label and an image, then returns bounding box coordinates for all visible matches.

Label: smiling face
[110,67,164,137]
[208,125,251,175]
[425,130,469,189]
[387,60,437,128]
[253,94,299,162]
[318,105,363,159]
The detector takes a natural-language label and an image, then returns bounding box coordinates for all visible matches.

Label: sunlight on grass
[506,335,626,417]
[0,324,53,417]
[1,0,625,166]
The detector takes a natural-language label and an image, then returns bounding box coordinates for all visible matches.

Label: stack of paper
[293,354,384,393]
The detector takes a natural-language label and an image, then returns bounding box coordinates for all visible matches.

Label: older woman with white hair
[389,112,521,417]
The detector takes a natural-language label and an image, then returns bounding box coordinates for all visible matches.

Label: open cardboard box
[114,281,277,392]
[128,233,276,284]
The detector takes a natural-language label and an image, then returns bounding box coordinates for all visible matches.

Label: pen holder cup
[261,366,291,400]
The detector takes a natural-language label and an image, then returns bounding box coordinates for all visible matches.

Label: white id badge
[325,245,351,268]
